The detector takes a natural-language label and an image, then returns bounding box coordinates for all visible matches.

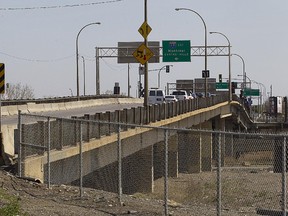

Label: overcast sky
[1,0,287,98]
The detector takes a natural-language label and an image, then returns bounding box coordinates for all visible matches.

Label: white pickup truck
[171,90,193,101]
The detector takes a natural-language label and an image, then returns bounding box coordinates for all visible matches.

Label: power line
[0,51,74,62]
[0,0,123,11]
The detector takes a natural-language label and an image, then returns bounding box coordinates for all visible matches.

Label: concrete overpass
[17,95,257,194]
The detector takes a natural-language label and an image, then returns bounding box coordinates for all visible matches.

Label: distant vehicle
[148,89,165,105]
[195,92,216,97]
[207,93,216,97]
[165,95,178,102]
[191,92,197,98]
[195,92,204,98]
[171,90,192,100]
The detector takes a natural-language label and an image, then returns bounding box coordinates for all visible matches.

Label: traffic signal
[138,82,143,98]
[232,82,237,94]
[240,90,243,98]
[166,65,170,73]
[219,74,222,83]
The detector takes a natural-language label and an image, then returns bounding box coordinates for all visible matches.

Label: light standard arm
[175,8,208,97]
[210,31,231,101]
[76,22,100,100]
[231,53,246,89]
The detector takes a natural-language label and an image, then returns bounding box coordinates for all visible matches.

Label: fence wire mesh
[18,112,288,216]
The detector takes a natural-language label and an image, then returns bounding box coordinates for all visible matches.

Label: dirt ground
[0,164,285,216]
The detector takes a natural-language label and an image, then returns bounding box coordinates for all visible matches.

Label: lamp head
[175,8,180,11]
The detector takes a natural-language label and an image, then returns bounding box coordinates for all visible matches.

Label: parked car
[148,89,165,104]
[165,95,178,102]
[171,90,193,100]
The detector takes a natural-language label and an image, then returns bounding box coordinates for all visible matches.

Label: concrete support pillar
[153,142,165,179]
[153,134,178,179]
[178,130,201,173]
[224,119,234,157]
[200,121,212,172]
[123,145,154,194]
[214,116,226,166]
[178,121,212,173]
[168,134,178,177]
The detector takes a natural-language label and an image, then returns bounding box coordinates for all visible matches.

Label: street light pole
[76,22,101,100]
[252,80,266,117]
[175,8,208,97]
[238,74,251,88]
[231,54,246,90]
[158,65,173,89]
[81,56,86,96]
[210,31,232,101]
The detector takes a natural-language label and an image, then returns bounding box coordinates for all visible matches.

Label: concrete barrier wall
[1,97,144,116]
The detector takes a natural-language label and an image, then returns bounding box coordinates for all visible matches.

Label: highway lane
[1,102,144,125]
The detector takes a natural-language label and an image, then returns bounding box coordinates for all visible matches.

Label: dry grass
[141,167,284,214]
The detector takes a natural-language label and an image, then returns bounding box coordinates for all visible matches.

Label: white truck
[171,90,193,101]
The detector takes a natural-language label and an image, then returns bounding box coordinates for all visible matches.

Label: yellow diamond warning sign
[133,44,154,65]
[138,21,152,39]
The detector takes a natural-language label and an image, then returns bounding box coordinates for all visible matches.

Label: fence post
[217,132,222,216]
[164,129,169,216]
[282,136,287,215]
[79,121,83,198]
[17,110,22,177]
[47,117,51,189]
[95,113,101,139]
[84,114,90,141]
[57,118,63,150]
[117,121,123,204]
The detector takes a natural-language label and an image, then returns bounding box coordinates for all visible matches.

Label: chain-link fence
[17,112,288,216]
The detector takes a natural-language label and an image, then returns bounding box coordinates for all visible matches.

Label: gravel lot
[0,165,285,216]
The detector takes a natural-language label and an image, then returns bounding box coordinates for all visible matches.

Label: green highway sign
[244,88,260,96]
[162,40,191,62]
[215,82,228,89]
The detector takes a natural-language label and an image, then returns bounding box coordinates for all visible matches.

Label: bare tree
[2,83,35,100]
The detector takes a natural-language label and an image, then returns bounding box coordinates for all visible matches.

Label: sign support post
[0,63,5,133]
[144,0,148,107]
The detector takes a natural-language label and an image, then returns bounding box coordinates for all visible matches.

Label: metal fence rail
[18,112,288,216]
